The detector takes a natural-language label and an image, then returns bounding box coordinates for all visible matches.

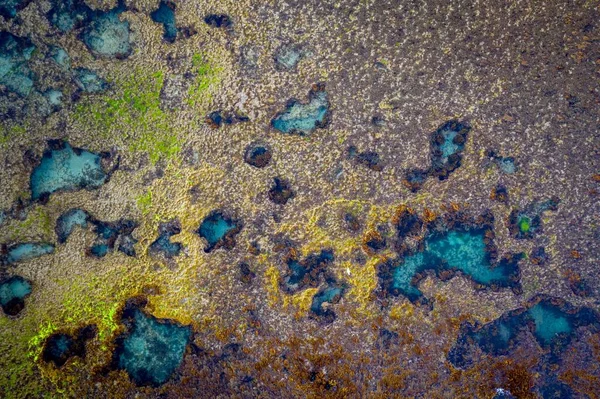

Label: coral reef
[0,0,598,397]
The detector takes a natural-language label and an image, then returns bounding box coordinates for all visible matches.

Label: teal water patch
[55,208,89,243]
[30,141,108,201]
[274,44,305,70]
[115,308,191,386]
[49,46,70,69]
[44,89,63,108]
[403,120,470,191]
[429,120,470,179]
[271,83,330,135]
[310,281,346,323]
[497,157,516,174]
[196,211,241,253]
[0,31,36,96]
[3,242,54,264]
[0,0,27,19]
[0,276,32,316]
[383,228,519,302]
[74,68,107,93]
[528,302,572,345]
[448,296,599,369]
[151,1,177,43]
[484,150,517,174]
[81,1,131,58]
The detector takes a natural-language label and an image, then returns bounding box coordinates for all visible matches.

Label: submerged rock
[44,89,63,110]
[0,0,28,19]
[30,140,113,201]
[204,14,232,29]
[402,120,470,191]
[281,249,334,293]
[80,1,131,58]
[47,0,91,33]
[55,208,137,257]
[508,197,560,239]
[448,295,600,369]
[47,0,131,58]
[42,325,96,368]
[196,211,242,253]
[271,83,330,136]
[0,276,32,316]
[73,68,107,93]
[205,110,249,129]
[149,219,182,259]
[2,242,55,265]
[347,146,384,171]
[490,184,509,204]
[244,144,272,168]
[274,43,305,70]
[113,299,191,386]
[268,177,294,205]
[0,32,36,97]
[238,262,256,284]
[151,1,177,43]
[49,46,70,69]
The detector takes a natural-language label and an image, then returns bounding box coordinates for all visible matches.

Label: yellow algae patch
[284,288,318,318]
[346,257,380,318]
[264,263,281,307]
[390,301,415,321]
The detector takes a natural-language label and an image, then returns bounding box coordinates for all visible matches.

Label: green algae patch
[72,69,180,164]
[136,188,153,216]
[518,216,531,233]
[0,124,27,149]
[186,53,223,109]
[1,206,54,242]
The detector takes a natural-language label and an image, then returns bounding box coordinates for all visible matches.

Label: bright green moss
[73,69,180,164]
[7,206,54,240]
[518,216,531,233]
[187,53,222,107]
[0,124,26,148]
[136,189,153,215]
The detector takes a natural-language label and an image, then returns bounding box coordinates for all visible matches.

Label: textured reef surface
[0,0,599,398]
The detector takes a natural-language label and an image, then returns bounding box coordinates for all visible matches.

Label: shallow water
[5,243,55,264]
[390,228,515,301]
[271,89,328,135]
[0,276,32,315]
[30,142,107,200]
[116,309,191,386]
